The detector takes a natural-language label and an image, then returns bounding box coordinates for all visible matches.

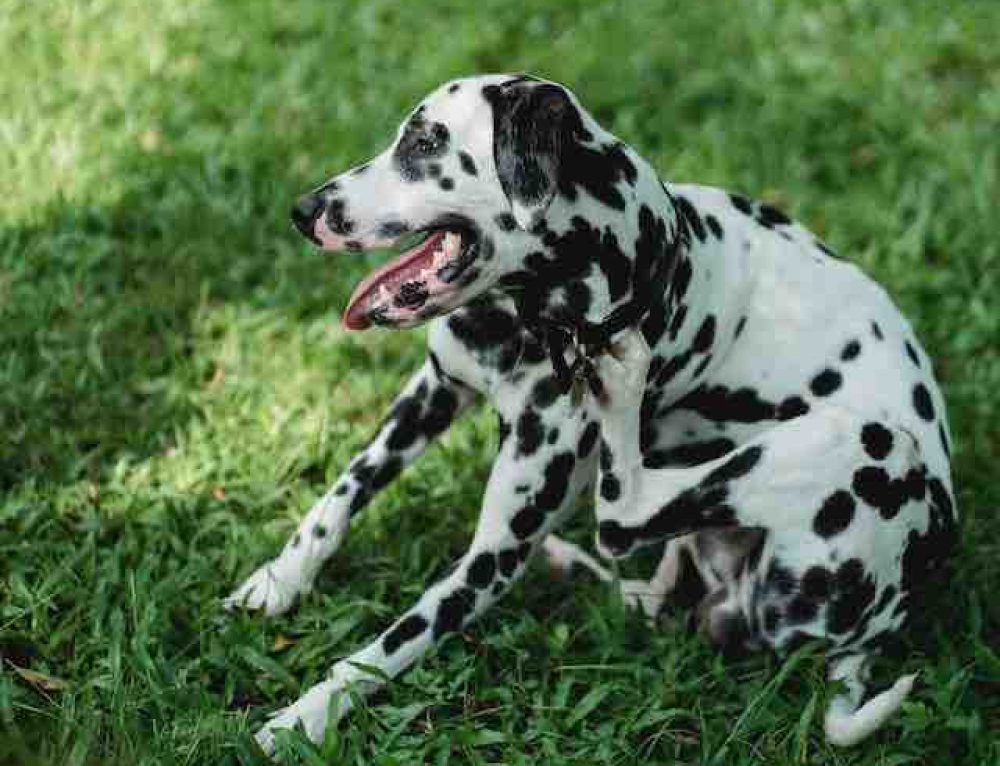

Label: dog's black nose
[291,193,324,236]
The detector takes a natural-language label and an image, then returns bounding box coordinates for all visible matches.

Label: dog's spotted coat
[225,75,957,751]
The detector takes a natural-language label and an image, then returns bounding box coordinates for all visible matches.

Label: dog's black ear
[486,81,575,230]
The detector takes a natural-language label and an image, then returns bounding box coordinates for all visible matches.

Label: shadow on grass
[0,145,352,491]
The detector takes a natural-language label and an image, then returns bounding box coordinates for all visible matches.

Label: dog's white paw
[223,561,308,617]
[595,328,652,410]
[253,678,345,753]
[254,664,377,755]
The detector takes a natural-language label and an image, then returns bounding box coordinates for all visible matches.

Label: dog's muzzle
[291,193,324,240]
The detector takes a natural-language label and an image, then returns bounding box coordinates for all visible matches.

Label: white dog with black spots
[223,74,956,752]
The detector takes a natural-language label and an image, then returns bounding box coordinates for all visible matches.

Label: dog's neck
[502,142,687,348]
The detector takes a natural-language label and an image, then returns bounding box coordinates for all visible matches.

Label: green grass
[2,0,998,763]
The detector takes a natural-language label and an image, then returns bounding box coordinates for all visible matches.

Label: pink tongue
[342,230,446,330]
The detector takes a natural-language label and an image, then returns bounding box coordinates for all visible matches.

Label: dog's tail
[823,653,917,746]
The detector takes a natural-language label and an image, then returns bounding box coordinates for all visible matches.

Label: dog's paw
[254,679,350,754]
[593,328,652,410]
[254,665,376,755]
[223,561,308,617]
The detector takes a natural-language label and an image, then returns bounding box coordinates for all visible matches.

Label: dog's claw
[224,561,307,617]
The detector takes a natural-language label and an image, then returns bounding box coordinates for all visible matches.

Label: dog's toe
[224,562,305,617]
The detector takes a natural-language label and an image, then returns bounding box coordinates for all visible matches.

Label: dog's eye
[415,136,439,154]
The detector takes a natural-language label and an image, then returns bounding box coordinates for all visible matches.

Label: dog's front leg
[225,356,477,615]
[254,391,595,752]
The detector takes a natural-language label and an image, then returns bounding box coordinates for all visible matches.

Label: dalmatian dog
[224,74,956,751]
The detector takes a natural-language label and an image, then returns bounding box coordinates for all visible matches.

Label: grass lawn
[2,0,998,763]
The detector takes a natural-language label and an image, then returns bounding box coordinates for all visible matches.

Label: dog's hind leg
[824,652,917,746]
[225,355,477,615]
[254,395,594,752]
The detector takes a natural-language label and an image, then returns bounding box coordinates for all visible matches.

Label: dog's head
[292,74,643,330]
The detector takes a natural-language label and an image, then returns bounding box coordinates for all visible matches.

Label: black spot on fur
[439,177,454,191]
[578,421,600,458]
[786,596,818,624]
[600,473,621,502]
[801,566,832,600]
[776,396,810,421]
[692,354,713,379]
[643,438,736,469]
[852,465,910,519]
[394,118,450,181]
[655,350,691,387]
[810,368,842,397]
[516,409,544,456]
[912,383,935,421]
[904,341,920,367]
[815,239,840,259]
[672,258,693,302]
[446,300,531,374]
[536,452,575,511]
[705,214,724,239]
[729,193,753,216]
[325,198,354,235]
[467,552,497,589]
[939,423,951,459]
[348,454,404,515]
[900,477,956,599]
[813,490,856,537]
[497,549,519,577]
[485,82,636,217]
[596,227,633,302]
[692,315,716,354]
[675,196,706,242]
[827,559,877,635]
[383,614,428,654]
[495,213,518,231]
[861,422,894,460]
[757,204,791,227]
[312,524,326,538]
[840,340,861,362]
[733,316,747,339]
[702,445,763,485]
[457,151,478,176]
[448,83,461,94]
[669,385,777,424]
[668,304,688,341]
[532,375,562,409]
[433,587,475,638]
[497,415,511,445]
[511,505,544,539]
[871,321,884,340]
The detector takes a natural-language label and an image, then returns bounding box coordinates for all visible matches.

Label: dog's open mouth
[342,227,479,330]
